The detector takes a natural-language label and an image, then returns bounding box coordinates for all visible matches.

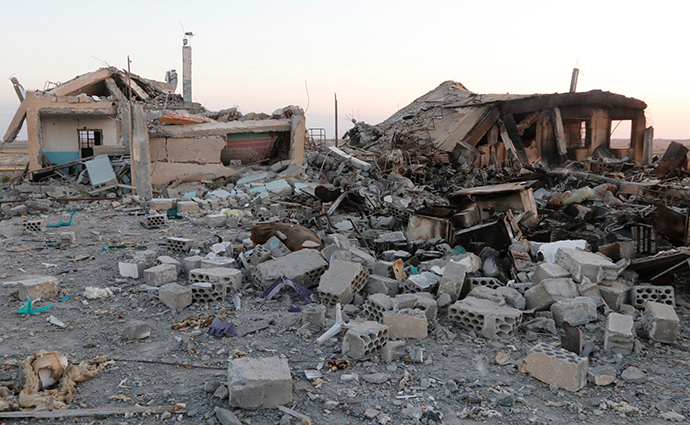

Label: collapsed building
[2,67,306,190]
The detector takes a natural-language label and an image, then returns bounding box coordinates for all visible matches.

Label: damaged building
[2,67,306,190]
[365,81,652,168]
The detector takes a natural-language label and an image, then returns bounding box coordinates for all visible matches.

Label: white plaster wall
[41,116,118,153]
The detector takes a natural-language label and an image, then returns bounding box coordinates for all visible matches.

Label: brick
[159,283,192,309]
[532,263,570,284]
[342,321,388,359]
[448,297,522,339]
[145,214,166,227]
[59,232,76,245]
[598,281,629,310]
[118,258,148,278]
[550,297,597,327]
[149,198,175,210]
[317,260,369,306]
[176,201,200,213]
[383,308,428,339]
[399,272,440,294]
[227,357,292,409]
[555,248,617,283]
[143,264,177,287]
[522,342,588,392]
[205,214,227,228]
[604,313,634,355]
[643,301,679,344]
[364,274,399,296]
[630,285,674,309]
[13,276,58,301]
[524,278,578,310]
[166,237,194,253]
[182,255,204,275]
[251,249,328,289]
[189,267,242,290]
[157,255,181,271]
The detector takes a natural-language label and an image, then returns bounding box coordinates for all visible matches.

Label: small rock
[419,378,431,389]
[589,365,616,386]
[215,407,241,425]
[213,385,229,399]
[364,408,379,419]
[437,293,452,308]
[401,405,423,420]
[660,411,686,422]
[123,321,150,340]
[621,366,646,384]
[324,400,339,410]
[279,414,292,425]
[361,373,390,384]
[204,380,222,393]
[496,393,514,407]
[446,381,458,393]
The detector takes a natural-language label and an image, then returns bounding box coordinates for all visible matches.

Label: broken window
[78,129,102,158]
[609,120,632,149]
[563,119,590,149]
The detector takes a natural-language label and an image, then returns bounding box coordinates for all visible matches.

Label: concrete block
[383,308,428,339]
[301,304,326,328]
[467,277,504,290]
[143,264,177,287]
[227,356,292,409]
[577,278,605,307]
[263,236,290,258]
[159,283,192,309]
[189,267,242,290]
[191,282,227,303]
[437,260,467,300]
[249,245,272,266]
[118,259,148,279]
[182,255,204,275]
[317,260,368,306]
[522,342,588,392]
[524,278,578,310]
[468,286,504,304]
[451,252,482,273]
[448,297,522,339]
[381,340,406,363]
[14,276,58,301]
[23,219,45,233]
[342,321,388,359]
[251,249,328,289]
[205,214,227,228]
[555,248,617,283]
[362,293,393,322]
[630,285,674,309]
[643,301,679,344]
[399,272,440,294]
[532,263,570,283]
[364,274,399,296]
[59,232,76,245]
[157,255,181,271]
[149,198,175,210]
[372,260,394,277]
[145,214,166,227]
[407,294,438,320]
[604,313,634,355]
[550,297,597,327]
[588,365,616,386]
[201,257,238,269]
[123,321,150,340]
[496,286,526,309]
[166,237,194,253]
[176,201,200,213]
[598,281,629,310]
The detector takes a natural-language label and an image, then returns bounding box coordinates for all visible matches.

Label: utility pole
[569,68,579,93]
[334,93,338,147]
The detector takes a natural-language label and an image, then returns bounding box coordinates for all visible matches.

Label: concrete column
[642,126,654,166]
[289,108,306,165]
[182,42,192,105]
[131,104,153,200]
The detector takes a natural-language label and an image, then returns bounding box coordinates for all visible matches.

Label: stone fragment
[301,304,326,328]
[251,249,328,289]
[159,283,193,309]
[620,366,646,384]
[143,264,178,287]
[205,214,228,228]
[555,248,617,283]
[182,255,205,275]
[383,308,428,339]
[588,365,616,386]
[176,200,200,213]
[59,232,76,245]
[532,263,570,284]
[437,260,467,301]
[13,276,58,301]
[364,274,399,296]
[550,297,597,327]
[118,258,148,278]
[342,321,388,359]
[123,321,151,340]
[524,278,578,310]
[227,356,292,409]
[215,408,242,425]
[522,342,588,392]
[496,286,526,309]
[381,340,406,363]
[149,198,175,210]
[604,313,634,355]
[643,301,679,343]
[157,255,181,271]
[598,281,629,310]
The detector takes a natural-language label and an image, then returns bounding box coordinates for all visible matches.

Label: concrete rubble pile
[0,79,689,424]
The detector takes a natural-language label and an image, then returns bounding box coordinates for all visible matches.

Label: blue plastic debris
[264,275,316,303]
[46,210,77,228]
[208,318,238,337]
[18,294,53,315]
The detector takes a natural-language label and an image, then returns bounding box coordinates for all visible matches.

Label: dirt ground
[1,193,689,425]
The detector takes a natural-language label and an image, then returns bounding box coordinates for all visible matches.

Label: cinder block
[406,294,438,320]
[14,276,58,301]
[301,304,326,328]
[630,285,674,309]
[372,260,394,278]
[532,263,570,284]
[191,282,227,303]
[550,297,597,327]
[467,277,504,290]
[381,340,406,363]
[555,248,617,283]
[157,255,181,271]
[468,286,505,304]
[159,283,192,309]
[59,232,76,245]
[176,201,200,213]
[522,342,588,392]
[364,274,399,296]
[263,236,290,258]
[201,257,237,269]
[399,272,440,294]
[143,264,177,287]
[205,214,227,228]
[643,301,679,344]
[249,245,272,266]
[362,293,394,322]
[227,356,292,409]
[604,313,634,355]
[383,308,428,339]
[146,214,166,227]
[342,321,389,359]
[317,260,369,306]
[189,267,242,290]
[524,278,578,310]
[123,321,151,340]
[182,255,204,275]
[437,260,467,301]
[251,249,328,289]
[119,258,148,279]
[448,297,522,339]
[23,220,45,233]
[166,237,194,253]
[598,281,629,310]
[149,198,175,211]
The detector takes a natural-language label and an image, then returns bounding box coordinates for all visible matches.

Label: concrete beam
[131,104,153,200]
[2,99,28,143]
[151,119,291,139]
[48,68,114,96]
[289,111,306,165]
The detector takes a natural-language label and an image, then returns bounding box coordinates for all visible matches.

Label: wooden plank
[501,114,529,165]
[552,107,568,157]
[499,121,518,166]
[0,405,180,419]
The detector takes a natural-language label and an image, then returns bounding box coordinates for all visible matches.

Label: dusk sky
[1,0,688,141]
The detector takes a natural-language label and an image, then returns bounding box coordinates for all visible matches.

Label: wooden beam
[499,121,519,166]
[501,114,529,165]
[501,90,647,115]
[552,107,568,157]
